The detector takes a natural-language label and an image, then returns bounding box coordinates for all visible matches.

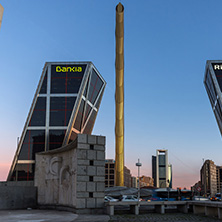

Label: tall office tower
[152,155,157,187]
[8,62,106,181]
[204,61,222,135]
[156,149,169,188]
[168,164,172,188]
[200,160,217,196]
[216,166,222,194]
[0,4,4,30]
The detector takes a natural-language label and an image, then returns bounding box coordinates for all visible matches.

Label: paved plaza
[0,210,222,222]
[109,213,222,222]
[0,210,110,222]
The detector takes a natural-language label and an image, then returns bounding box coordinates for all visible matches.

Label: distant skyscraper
[152,155,157,187]
[156,149,169,188]
[216,166,222,194]
[204,61,222,135]
[168,163,172,188]
[8,62,106,181]
[0,4,4,30]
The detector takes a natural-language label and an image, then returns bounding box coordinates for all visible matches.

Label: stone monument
[34,134,106,214]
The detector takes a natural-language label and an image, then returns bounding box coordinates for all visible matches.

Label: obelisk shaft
[115,3,124,187]
[0,4,4,30]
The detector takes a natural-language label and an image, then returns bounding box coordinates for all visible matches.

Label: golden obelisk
[0,4,4,30]
[115,2,124,186]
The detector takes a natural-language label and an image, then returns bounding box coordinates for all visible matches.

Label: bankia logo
[213,64,222,70]
[56,66,82,72]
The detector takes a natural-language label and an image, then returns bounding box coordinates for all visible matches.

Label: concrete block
[77,134,87,143]
[94,176,105,182]
[93,192,104,198]
[218,208,222,219]
[77,176,89,182]
[107,205,114,216]
[87,182,96,192]
[76,198,86,209]
[76,209,92,214]
[87,150,96,160]
[77,192,89,198]
[177,204,188,213]
[77,166,87,175]
[0,186,37,210]
[77,182,86,192]
[77,160,89,165]
[94,145,105,151]
[86,198,96,208]
[97,151,105,160]
[88,135,97,144]
[77,144,90,150]
[155,205,165,214]
[77,150,87,159]
[96,198,104,208]
[96,182,105,192]
[38,195,45,204]
[206,206,218,217]
[97,167,105,176]
[193,205,205,214]
[94,160,105,166]
[87,166,96,176]
[97,136,105,145]
[130,205,139,215]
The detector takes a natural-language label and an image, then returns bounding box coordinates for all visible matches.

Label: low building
[131,176,137,188]
[191,181,202,195]
[124,166,132,188]
[139,175,154,187]
[105,159,132,187]
[105,159,115,187]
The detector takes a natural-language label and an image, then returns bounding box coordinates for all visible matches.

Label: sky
[1,0,222,189]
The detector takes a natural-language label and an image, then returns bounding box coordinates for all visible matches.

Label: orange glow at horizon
[0,163,10,181]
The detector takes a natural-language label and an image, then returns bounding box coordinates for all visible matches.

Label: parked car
[210,195,221,201]
[119,195,139,201]
[193,196,209,201]
[104,196,118,202]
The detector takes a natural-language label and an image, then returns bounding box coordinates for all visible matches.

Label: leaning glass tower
[8,62,106,181]
[204,60,222,136]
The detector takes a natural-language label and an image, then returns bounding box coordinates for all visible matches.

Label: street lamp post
[136,159,142,202]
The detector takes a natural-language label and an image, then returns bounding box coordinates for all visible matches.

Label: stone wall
[0,181,36,210]
[34,134,105,214]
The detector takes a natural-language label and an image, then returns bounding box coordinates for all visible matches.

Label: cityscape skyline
[1,0,222,188]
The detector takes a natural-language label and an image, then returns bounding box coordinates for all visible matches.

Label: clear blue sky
[1,0,222,188]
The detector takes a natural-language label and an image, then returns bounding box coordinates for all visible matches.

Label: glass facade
[156,150,169,188]
[204,61,222,135]
[8,62,106,181]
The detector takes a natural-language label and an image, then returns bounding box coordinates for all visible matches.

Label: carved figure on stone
[50,157,62,176]
[45,156,62,179]
[60,165,71,187]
